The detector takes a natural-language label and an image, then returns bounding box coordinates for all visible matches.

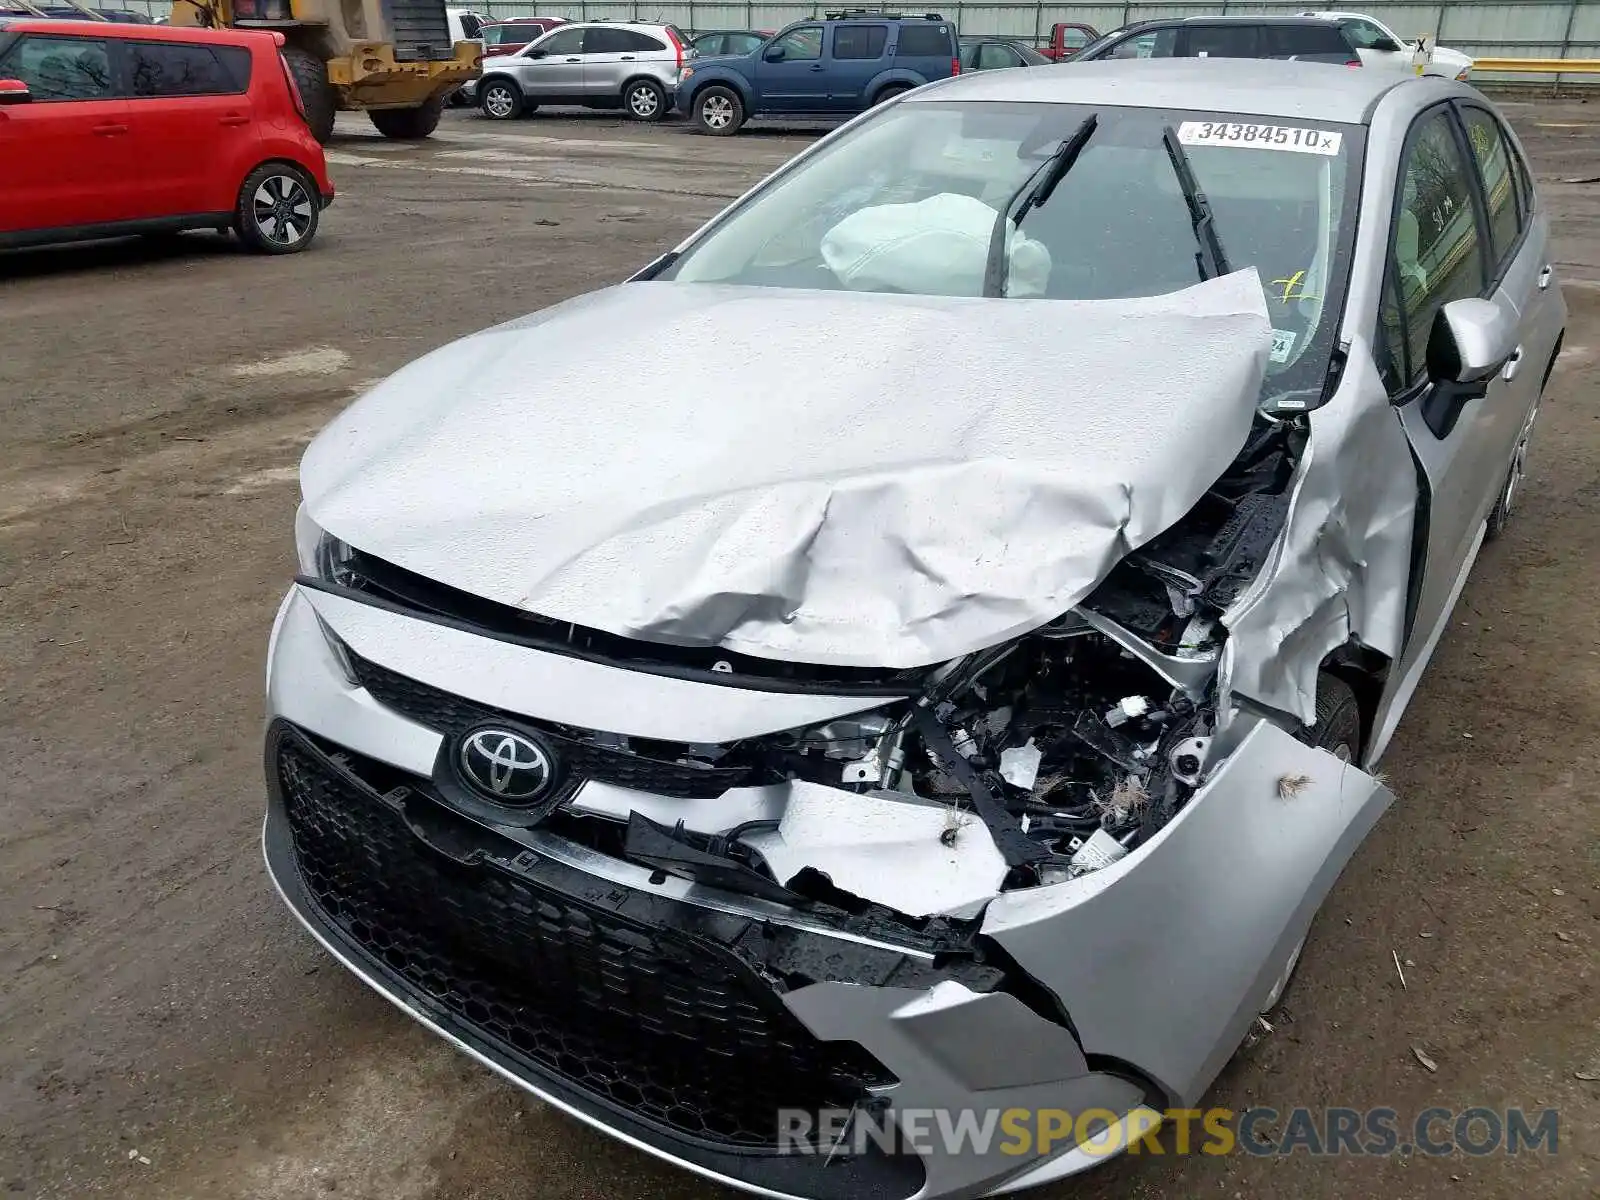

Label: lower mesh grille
[274,730,889,1148]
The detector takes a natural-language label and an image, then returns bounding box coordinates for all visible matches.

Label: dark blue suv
[675,9,959,135]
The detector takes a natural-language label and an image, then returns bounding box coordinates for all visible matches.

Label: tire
[234,163,320,255]
[281,46,335,143]
[478,77,522,120]
[623,77,667,122]
[693,85,744,136]
[1486,398,1541,540]
[369,97,444,140]
[1298,673,1363,763]
[873,83,912,106]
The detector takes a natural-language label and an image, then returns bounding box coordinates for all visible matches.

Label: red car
[479,16,565,58]
[0,18,333,254]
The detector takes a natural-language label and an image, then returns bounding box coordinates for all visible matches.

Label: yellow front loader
[168,0,481,141]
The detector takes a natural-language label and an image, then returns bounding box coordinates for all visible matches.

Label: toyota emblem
[457,727,555,804]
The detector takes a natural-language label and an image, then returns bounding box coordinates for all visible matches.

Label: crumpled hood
[302,277,1270,668]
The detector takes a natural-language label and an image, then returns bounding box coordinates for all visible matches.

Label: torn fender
[980,719,1395,1105]
[1219,340,1417,732]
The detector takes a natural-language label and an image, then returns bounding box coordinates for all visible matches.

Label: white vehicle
[446,7,487,45]
[1301,10,1474,80]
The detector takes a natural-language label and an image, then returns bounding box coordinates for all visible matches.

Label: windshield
[660,101,1364,403]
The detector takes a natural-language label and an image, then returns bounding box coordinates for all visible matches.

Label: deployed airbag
[821,192,1052,297]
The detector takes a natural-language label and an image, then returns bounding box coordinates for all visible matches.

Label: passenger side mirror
[526,48,547,59]
[763,45,786,61]
[1428,297,1517,388]
[1417,298,1517,437]
[0,79,31,106]
[1370,36,1404,52]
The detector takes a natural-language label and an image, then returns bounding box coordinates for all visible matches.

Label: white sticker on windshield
[1270,329,1299,363]
[1178,121,1343,156]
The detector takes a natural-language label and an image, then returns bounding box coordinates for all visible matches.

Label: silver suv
[476,21,689,121]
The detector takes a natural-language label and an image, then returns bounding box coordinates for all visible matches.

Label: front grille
[350,654,753,798]
[275,730,889,1148]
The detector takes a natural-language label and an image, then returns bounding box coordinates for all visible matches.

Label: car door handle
[620,55,635,60]
[1538,264,1553,290]
[92,122,127,135]
[1503,345,1524,382]
[219,113,249,126]
[809,63,824,71]
[564,57,580,62]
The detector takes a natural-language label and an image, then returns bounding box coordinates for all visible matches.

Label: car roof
[1134,14,1348,28]
[910,57,1429,124]
[0,16,273,42]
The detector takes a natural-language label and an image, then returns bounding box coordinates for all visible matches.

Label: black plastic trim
[0,212,233,250]
[297,573,921,698]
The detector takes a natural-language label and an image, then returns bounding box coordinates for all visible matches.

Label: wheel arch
[1318,641,1393,761]
[689,72,753,109]
[866,68,925,102]
[234,156,321,206]
[477,72,521,96]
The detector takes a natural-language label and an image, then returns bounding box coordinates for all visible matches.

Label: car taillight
[280,53,307,120]
[1345,58,1362,68]
[666,26,684,70]
[951,56,961,74]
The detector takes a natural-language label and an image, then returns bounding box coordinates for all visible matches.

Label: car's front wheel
[479,78,523,120]
[693,85,744,135]
[624,78,667,122]
[235,163,320,254]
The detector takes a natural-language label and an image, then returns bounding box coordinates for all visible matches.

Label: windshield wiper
[1161,125,1230,282]
[982,113,1098,298]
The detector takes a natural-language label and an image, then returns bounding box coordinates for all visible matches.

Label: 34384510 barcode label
[1177,121,1342,156]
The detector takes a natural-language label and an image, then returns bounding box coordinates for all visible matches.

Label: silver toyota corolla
[265,59,1562,1199]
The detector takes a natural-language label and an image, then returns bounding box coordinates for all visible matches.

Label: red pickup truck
[1038,21,1099,60]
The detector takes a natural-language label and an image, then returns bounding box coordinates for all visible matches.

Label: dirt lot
[1,102,1596,1200]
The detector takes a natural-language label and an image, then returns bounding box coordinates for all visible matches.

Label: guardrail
[1474,57,1600,74]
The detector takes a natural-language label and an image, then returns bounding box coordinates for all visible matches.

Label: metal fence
[114,1,1600,79]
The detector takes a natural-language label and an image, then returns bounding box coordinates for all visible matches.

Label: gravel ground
[0,103,1595,1200]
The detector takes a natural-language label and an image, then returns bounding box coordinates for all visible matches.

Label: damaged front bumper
[264,582,1394,1199]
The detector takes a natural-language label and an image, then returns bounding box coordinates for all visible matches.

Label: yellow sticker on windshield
[1178,121,1342,156]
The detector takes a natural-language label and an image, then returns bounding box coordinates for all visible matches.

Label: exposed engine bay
[515,414,1308,919]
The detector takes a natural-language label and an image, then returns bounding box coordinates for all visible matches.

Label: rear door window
[1185,24,1261,59]
[1263,25,1353,59]
[0,34,115,100]
[129,41,250,96]
[833,24,887,60]
[895,24,953,58]
[619,30,666,52]
[1460,105,1523,270]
